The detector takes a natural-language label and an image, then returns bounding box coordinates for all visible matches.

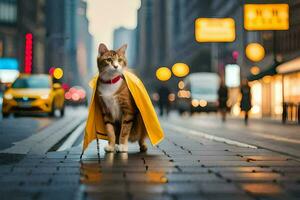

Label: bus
[177,72,220,114]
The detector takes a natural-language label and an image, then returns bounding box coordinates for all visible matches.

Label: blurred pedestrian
[240,79,252,125]
[157,83,171,117]
[0,79,6,94]
[218,78,228,122]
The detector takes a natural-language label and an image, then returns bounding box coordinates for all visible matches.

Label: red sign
[24,33,33,74]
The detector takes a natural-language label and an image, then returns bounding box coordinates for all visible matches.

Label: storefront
[248,74,282,119]
[277,57,300,124]
[247,57,300,124]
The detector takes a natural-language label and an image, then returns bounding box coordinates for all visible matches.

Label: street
[0,108,300,200]
[165,112,300,158]
[1,1,300,199]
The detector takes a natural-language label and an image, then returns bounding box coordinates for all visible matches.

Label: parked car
[64,86,88,106]
[177,72,220,114]
[2,74,65,117]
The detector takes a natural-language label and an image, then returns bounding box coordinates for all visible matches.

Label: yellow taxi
[2,74,65,117]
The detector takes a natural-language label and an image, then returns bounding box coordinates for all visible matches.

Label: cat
[96,43,147,153]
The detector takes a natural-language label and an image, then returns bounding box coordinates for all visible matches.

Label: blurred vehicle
[2,74,65,117]
[177,72,220,114]
[64,86,88,106]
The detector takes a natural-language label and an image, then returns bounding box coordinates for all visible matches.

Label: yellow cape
[82,71,164,153]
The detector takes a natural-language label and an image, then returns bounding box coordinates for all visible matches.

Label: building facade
[0,0,46,74]
[45,0,93,86]
[248,0,300,123]
[113,27,137,67]
[134,0,299,123]
[135,0,215,91]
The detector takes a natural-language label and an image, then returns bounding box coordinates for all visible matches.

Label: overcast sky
[86,0,140,52]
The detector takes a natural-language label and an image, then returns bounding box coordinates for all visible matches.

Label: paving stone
[166,183,202,194]
[200,160,257,167]
[177,166,210,173]
[200,182,243,194]
[249,160,300,167]
[0,190,35,200]
[209,167,273,173]
[244,156,291,161]
[128,183,166,193]
[221,172,283,182]
[131,194,173,200]
[85,192,129,200]
[38,188,79,200]
[166,173,223,182]
[176,193,254,200]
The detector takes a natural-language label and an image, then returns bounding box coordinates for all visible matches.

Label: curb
[0,115,87,155]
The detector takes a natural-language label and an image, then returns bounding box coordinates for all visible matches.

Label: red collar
[100,75,122,84]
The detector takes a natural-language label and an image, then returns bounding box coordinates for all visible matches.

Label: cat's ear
[117,44,127,56]
[98,43,108,56]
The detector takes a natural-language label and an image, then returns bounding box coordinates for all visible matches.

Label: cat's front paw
[104,145,115,152]
[139,144,148,152]
[116,144,128,152]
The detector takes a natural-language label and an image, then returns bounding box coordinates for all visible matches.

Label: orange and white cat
[96,43,147,153]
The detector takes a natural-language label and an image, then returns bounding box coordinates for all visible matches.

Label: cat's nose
[113,65,118,69]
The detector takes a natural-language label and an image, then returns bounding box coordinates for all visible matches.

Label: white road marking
[250,131,300,144]
[57,122,85,151]
[163,123,257,149]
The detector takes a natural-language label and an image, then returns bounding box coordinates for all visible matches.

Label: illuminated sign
[0,58,18,70]
[225,64,240,88]
[195,18,236,42]
[24,33,33,74]
[244,4,289,30]
[0,58,19,83]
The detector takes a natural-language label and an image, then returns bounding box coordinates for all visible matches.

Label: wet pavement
[0,125,300,200]
[166,112,300,157]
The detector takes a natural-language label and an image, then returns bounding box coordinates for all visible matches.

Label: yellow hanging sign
[195,18,236,42]
[244,4,289,30]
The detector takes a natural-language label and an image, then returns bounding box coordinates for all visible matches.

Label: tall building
[113,27,137,67]
[135,0,214,90]
[136,0,153,87]
[0,0,46,74]
[45,0,93,86]
[45,0,67,74]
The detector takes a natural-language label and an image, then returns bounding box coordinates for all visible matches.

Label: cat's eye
[118,58,122,62]
[106,58,112,62]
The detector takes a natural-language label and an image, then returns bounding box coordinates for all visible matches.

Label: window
[12,76,51,89]
[0,0,17,24]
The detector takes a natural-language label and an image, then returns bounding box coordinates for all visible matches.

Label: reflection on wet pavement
[80,151,169,185]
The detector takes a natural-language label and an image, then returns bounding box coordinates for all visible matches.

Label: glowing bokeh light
[172,63,190,77]
[53,67,64,79]
[156,67,171,81]
[245,43,265,62]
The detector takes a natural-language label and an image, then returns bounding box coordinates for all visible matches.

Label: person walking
[157,83,171,117]
[218,78,228,122]
[240,79,252,125]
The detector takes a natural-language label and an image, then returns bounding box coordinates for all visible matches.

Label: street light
[245,43,265,62]
[156,67,171,81]
[172,63,190,78]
